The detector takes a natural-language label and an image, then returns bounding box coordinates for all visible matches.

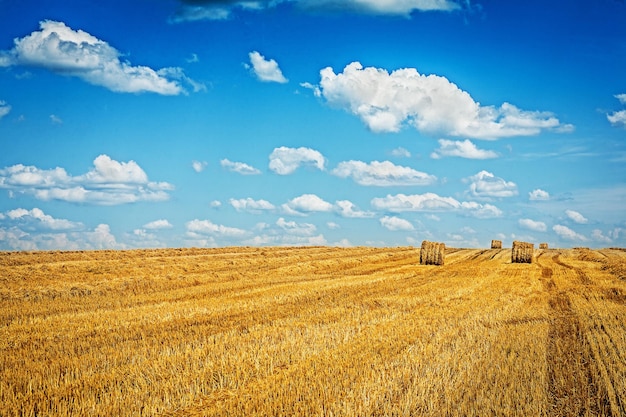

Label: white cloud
[316,62,572,138]
[0,154,173,205]
[192,160,207,173]
[186,219,248,238]
[430,139,498,159]
[465,171,518,198]
[210,200,222,208]
[0,20,201,95]
[529,189,550,201]
[591,229,612,244]
[170,0,461,22]
[390,147,411,158]
[607,110,626,128]
[565,209,588,224]
[335,200,375,218]
[607,94,626,128]
[380,215,414,231]
[327,221,340,229]
[276,217,317,236]
[3,207,82,230]
[143,219,173,230]
[371,193,503,218]
[519,218,547,232]
[332,160,436,186]
[229,197,275,213]
[221,159,261,175]
[269,146,325,175]
[50,114,63,124]
[282,194,334,216]
[247,51,288,83]
[553,224,587,242]
[0,100,11,119]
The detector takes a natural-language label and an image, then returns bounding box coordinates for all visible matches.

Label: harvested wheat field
[1,246,626,417]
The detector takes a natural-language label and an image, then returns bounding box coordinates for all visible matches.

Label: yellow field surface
[1,246,626,416]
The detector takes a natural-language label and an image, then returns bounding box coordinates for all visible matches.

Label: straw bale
[512,241,534,263]
[420,240,445,266]
[539,243,548,249]
[491,240,502,249]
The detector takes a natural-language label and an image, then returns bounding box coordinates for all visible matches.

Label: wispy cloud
[315,62,573,138]
[246,51,288,84]
[143,219,173,230]
[371,193,503,218]
[431,139,498,159]
[332,160,436,186]
[335,200,374,218]
[0,20,202,95]
[221,159,261,175]
[0,100,11,119]
[0,154,173,205]
[229,197,275,213]
[170,0,463,22]
[565,209,588,224]
[269,146,325,175]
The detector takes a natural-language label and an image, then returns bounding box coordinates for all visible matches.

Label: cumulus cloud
[0,100,11,119]
[316,62,572,138]
[0,20,202,95]
[221,159,261,175]
[430,139,498,159]
[380,215,414,231]
[529,189,550,201]
[276,217,317,236]
[519,218,547,232]
[229,197,275,213]
[3,207,82,230]
[371,193,502,218]
[335,200,375,218]
[247,51,288,83]
[282,194,334,216]
[607,94,626,128]
[331,160,436,186]
[143,219,173,229]
[170,0,462,22]
[269,146,325,175]
[591,229,612,244]
[0,154,173,205]
[186,219,248,238]
[465,171,517,199]
[0,213,122,251]
[553,224,587,242]
[565,209,588,224]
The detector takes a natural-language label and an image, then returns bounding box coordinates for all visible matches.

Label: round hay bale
[512,241,534,263]
[491,240,502,249]
[420,240,445,265]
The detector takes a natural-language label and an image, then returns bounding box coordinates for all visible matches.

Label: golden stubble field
[1,246,625,416]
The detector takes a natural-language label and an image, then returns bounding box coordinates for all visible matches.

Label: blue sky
[0,0,625,250]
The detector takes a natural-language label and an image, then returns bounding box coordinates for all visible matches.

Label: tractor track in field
[536,252,614,416]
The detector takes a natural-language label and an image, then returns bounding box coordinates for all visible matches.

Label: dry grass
[491,240,503,249]
[512,241,534,263]
[420,241,445,265]
[1,246,625,416]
